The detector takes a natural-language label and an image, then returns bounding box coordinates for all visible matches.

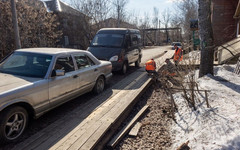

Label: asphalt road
[0,46,171,149]
[141,45,172,63]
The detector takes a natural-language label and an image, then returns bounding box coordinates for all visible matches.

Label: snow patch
[171,64,240,150]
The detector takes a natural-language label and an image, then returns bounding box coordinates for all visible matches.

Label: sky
[61,0,179,22]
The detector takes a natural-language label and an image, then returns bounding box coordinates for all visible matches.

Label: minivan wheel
[121,62,128,74]
[0,106,28,144]
[135,57,141,67]
[93,76,105,94]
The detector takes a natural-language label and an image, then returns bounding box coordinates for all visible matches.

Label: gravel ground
[115,82,173,150]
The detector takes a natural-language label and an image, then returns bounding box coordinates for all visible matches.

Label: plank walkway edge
[91,75,152,150]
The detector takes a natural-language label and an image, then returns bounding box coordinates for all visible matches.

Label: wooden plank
[129,122,142,136]
[79,119,113,150]
[67,121,103,150]
[77,78,149,149]
[50,73,146,150]
[108,105,149,148]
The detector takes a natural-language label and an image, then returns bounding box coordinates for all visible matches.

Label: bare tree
[162,8,171,43]
[152,7,159,45]
[112,0,129,27]
[198,0,214,77]
[71,0,111,25]
[125,9,140,28]
[70,0,111,44]
[139,12,151,46]
[170,15,181,42]
[152,7,159,28]
[174,0,198,41]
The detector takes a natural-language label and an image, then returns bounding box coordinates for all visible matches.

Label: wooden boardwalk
[12,51,174,150]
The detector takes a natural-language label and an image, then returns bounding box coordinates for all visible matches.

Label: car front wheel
[0,106,28,144]
[135,57,141,67]
[93,76,105,94]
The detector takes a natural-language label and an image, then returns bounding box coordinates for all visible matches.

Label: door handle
[73,75,79,78]
[94,69,98,72]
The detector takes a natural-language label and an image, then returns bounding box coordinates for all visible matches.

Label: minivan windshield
[91,34,124,47]
[0,52,52,78]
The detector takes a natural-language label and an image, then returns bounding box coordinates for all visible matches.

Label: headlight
[109,55,118,62]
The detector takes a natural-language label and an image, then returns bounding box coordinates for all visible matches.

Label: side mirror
[51,69,65,77]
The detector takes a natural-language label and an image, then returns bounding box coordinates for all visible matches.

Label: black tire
[0,106,28,144]
[121,62,128,74]
[135,57,141,67]
[93,76,105,94]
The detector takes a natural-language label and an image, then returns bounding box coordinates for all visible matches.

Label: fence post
[205,90,210,108]
[234,57,240,74]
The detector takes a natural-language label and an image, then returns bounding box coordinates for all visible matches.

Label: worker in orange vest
[163,58,176,77]
[173,44,183,65]
[145,58,157,76]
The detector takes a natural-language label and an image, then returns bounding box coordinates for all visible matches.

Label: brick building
[213,0,240,64]
[212,0,239,46]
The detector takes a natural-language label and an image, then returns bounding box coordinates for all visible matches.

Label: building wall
[212,0,239,46]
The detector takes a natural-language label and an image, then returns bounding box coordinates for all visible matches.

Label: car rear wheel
[93,76,105,94]
[121,62,128,74]
[0,106,28,144]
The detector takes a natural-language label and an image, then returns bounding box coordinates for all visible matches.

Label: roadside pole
[11,0,21,49]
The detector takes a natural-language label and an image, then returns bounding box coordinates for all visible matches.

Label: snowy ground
[171,64,240,150]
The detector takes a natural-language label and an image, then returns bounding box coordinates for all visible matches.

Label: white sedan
[0,48,112,143]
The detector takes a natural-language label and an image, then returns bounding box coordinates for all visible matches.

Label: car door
[131,34,140,62]
[48,55,79,108]
[124,34,134,63]
[73,53,98,93]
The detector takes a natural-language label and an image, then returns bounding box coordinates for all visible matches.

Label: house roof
[234,0,240,18]
[41,0,85,17]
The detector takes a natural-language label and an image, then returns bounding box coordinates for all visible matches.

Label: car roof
[98,28,140,34]
[16,48,86,55]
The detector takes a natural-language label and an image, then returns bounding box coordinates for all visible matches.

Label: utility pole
[11,0,21,49]
[117,5,120,28]
[159,20,161,45]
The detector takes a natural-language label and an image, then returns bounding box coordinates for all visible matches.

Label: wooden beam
[129,122,142,136]
[108,105,149,148]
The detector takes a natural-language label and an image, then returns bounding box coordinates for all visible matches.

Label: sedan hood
[88,47,122,61]
[0,73,41,94]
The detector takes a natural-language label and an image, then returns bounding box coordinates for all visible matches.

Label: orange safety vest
[174,47,183,62]
[145,59,156,71]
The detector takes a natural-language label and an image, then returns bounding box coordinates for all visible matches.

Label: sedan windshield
[91,34,124,47]
[0,52,52,78]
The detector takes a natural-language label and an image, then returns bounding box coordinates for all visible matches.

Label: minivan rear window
[91,34,124,47]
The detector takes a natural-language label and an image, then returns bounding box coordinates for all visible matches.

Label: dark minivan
[87,28,142,74]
